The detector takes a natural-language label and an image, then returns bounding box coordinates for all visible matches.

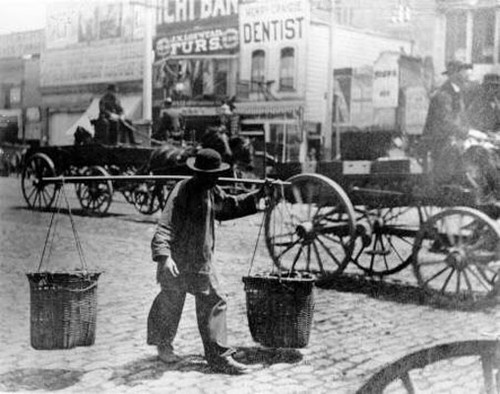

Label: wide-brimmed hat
[107,83,117,92]
[483,73,500,85]
[442,60,473,75]
[164,97,173,104]
[186,148,230,173]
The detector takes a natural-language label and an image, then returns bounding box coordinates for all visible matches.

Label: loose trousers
[147,268,234,364]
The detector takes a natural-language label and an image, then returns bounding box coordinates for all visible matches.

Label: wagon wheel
[412,207,500,302]
[356,340,500,394]
[133,180,176,215]
[75,166,113,215]
[21,153,58,210]
[350,205,443,276]
[265,174,356,280]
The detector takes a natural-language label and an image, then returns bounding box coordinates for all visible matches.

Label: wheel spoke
[440,267,456,293]
[289,245,303,272]
[423,266,451,286]
[465,266,492,291]
[275,238,301,260]
[317,235,343,268]
[312,240,326,274]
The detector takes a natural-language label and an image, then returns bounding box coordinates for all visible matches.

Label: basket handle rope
[247,182,285,278]
[37,181,88,272]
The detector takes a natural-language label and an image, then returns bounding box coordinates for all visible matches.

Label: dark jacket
[99,92,123,119]
[151,178,259,275]
[422,80,469,155]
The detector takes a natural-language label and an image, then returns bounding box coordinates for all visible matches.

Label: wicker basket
[242,274,315,348]
[27,272,101,350]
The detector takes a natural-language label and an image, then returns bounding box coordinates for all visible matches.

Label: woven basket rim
[243,274,315,283]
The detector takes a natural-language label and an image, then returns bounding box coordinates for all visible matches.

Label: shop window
[445,11,467,62]
[472,9,495,64]
[280,47,295,91]
[251,50,265,92]
[214,60,229,96]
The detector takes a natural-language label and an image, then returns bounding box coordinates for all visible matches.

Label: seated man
[99,84,139,145]
[156,97,184,142]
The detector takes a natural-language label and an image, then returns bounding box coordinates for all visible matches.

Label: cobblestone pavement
[1,176,499,393]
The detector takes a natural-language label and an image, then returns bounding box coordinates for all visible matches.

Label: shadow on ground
[110,348,302,387]
[0,368,84,392]
[13,205,126,218]
[317,273,499,312]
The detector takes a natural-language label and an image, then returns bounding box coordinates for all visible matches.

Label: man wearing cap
[421,60,473,183]
[468,73,500,133]
[148,148,269,374]
[156,97,184,142]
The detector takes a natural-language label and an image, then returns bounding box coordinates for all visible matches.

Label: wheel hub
[296,221,315,243]
[445,248,468,270]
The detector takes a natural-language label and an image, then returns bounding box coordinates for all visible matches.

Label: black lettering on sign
[242,17,304,44]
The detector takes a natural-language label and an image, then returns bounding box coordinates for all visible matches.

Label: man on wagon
[148,148,269,374]
[467,73,500,133]
[421,60,472,184]
[156,97,184,143]
[98,84,138,145]
[422,62,500,204]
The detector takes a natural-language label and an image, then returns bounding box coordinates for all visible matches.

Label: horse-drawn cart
[21,144,155,215]
[21,133,500,304]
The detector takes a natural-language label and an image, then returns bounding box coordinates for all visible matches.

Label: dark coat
[467,87,500,132]
[421,80,469,182]
[99,91,123,119]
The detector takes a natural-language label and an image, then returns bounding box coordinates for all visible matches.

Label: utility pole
[142,0,154,123]
[323,0,335,161]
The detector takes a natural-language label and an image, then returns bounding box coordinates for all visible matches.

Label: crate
[27,272,101,350]
[242,274,315,348]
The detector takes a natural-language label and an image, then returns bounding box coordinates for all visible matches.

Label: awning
[65,95,142,136]
[234,101,304,116]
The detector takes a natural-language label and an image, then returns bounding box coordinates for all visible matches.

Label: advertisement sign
[46,0,143,49]
[372,52,400,108]
[41,41,143,87]
[0,30,44,59]
[239,0,309,46]
[155,0,238,25]
[154,27,238,58]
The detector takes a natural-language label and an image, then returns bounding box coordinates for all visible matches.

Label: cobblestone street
[1,176,499,393]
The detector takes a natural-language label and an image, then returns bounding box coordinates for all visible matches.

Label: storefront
[40,1,145,145]
[437,0,500,79]
[152,0,239,138]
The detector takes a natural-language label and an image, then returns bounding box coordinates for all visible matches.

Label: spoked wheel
[133,181,163,215]
[350,205,442,276]
[75,166,113,215]
[356,340,500,394]
[264,174,356,280]
[22,153,58,210]
[412,207,500,302]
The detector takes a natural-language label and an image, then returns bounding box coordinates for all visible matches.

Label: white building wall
[304,22,330,123]
[332,26,413,69]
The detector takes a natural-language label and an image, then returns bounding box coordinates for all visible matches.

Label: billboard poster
[45,0,143,49]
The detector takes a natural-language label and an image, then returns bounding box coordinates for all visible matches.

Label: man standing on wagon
[148,148,269,374]
[421,60,472,184]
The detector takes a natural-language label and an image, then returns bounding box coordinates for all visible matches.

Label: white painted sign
[372,52,400,108]
[239,0,309,45]
[155,0,238,24]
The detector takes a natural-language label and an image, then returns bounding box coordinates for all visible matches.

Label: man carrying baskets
[148,148,269,374]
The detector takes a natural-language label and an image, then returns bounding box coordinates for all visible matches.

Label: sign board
[155,0,238,25]
[45,1,144,49]
[41,41,143,86]
[373,52,400,108]
[239,0,309,47]
[154,27,238,58]
[402,86,429,135]
[0,30,44,59]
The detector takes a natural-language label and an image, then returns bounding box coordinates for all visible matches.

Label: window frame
[250,49,266,92]
[279,46,296,92]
